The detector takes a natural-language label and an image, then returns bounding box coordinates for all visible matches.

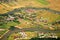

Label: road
[0,27,60,40]
[0,7,60,16]
[0,7,60,40]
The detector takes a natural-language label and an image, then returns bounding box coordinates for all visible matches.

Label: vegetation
[36,0,49,5]
[0,0,60,39]
[30,37,57,40]
[0,21,19,29]
[9,26,15,30]
[8,32,37,40]
[0,30,7,36]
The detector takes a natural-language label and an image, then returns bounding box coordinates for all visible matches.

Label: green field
[0,21,19,29]
[36,0,49,5]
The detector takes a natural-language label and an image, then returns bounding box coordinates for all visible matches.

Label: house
[7,15,15,21]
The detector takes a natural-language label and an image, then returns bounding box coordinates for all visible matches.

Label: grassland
[0,21,19,29]
[36,0,49,5]
[0,30,7,37]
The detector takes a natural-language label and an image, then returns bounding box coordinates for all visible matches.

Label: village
[0,0,60,40]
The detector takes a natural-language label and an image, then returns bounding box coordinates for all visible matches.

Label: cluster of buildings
[38,32,58,38]
[12,32,58,40]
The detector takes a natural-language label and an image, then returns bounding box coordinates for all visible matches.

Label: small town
[0,0,60,40]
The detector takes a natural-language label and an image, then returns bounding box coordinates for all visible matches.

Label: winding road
[0,7,60,40]
[0,26,60,40]
[0,7,60,16]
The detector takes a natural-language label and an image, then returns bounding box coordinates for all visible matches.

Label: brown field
[47,0,60,11]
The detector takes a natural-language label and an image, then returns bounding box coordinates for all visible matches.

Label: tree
[30,37,57,40]
[9,26,15,30]
[30,37,40,40]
